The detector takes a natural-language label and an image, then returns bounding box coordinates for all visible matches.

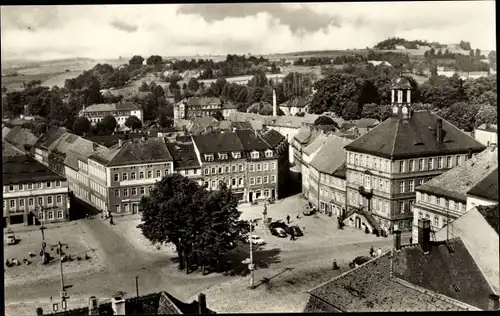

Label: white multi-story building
[80,102,143,126]
[474,123,497,147]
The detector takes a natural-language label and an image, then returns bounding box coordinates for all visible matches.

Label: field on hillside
[2,73,64,91]
[41,71,84,88]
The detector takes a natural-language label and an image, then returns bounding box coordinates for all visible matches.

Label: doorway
[248,192,253,203]
[271,189,276,200]
[27,212,40,226]
[132,204,138,213]
[355,217,361,229]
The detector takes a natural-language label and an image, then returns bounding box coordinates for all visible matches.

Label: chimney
[88,296,99,316]
[36,307,43,316]
[272,88,277,117]
[489,294,500,311]
[436,119,444,143]
[111,296,126,315]
[198,293,207,314]
[418,219,432,253]
[394,229,402,250]
[490,143,497,152]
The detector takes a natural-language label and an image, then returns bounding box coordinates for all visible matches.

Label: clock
[402,106,408,114]
[392,106,399,114]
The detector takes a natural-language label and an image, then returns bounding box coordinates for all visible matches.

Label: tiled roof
[185,97,221,107]
[303,132,327,156]
[417,147,497,201]
[2,140,26,157]
[344,111,486,159]
[166,140,201,170]
[222,101,239,109]
[247,102,273,113]
[294,126,313,144]
[467,168,498,201]
[192,132,244,154]
[353,118,380,128]
[3,155,65,185]
[105,137,173,167]
[279,96,311,108]
[235,129,271,151]
[476,123,497,133]
[2,125,12,137]
[83,134,143,148]
[392,76,412,89]
[260,129,286,148]
[83,102,140,112]
[309,135,351,175]
[307,238,490,312]
[4,126,39,149]
[34,127,66,150]
[476,204,499,235]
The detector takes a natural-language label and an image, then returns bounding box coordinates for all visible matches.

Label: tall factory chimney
[272,88,277,116]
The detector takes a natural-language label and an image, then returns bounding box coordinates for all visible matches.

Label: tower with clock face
[391,76,412,121]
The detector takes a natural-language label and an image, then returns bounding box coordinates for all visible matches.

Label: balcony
[358,186,373,199]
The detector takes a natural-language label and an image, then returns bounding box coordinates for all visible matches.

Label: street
[5,194,406,315]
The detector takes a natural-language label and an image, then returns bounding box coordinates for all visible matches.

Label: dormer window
[218,153,228,160]
[232,152,241,159]
[265,150,273,158]
[251,151,260,159]
[205,154,214,162]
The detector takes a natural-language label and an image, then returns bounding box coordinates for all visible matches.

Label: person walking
[332,259,339,270]
[376,248,382,257]
[409,236,413,245]
[369,246,375,257]
[109,214,114,225]
[286,215,290,224]
[290,230,296,241]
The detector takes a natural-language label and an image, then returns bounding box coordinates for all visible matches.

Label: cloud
[0,2,495,61]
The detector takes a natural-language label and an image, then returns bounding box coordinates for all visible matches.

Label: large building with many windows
[192,129,288,203]
[80,102,143,126]
[413,145,497,241]
[3,141,70,227]
[88,137,174,215]
[343,77,486,234]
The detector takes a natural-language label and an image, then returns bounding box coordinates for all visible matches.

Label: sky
[1,2,496,61]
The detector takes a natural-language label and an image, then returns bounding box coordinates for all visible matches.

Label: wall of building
[466,195,497,211]
[474,129,497,147]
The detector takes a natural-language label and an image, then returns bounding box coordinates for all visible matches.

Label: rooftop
[417,147,497,201]
[166,139,201,170]
[476,123,497,133]
[185,97,221,107]
[309,135,352,176]
[3,155,65,185]
[2,140,26,157]
[83,134,144,148]
[307,238,493,312]
[476,204,499,235]
[279,96,311,108]
[4,126,39,150]
[192,132,244,154]
[392,76,412,89]
[260,129,286,148]
[467,167,498,201]
[83,102,141,113]
[235,129,271,152]
[34,127,66,150]
[303,132,328,156]
[344,111,486,159]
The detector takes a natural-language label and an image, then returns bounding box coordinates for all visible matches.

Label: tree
[213,77,227,96]
[73,116,91,136]
[475,105,497,126]
[2,85,7,93]
[249,72,268,88]
[153,85,165,98]
[146,55,163,66]
[475,49,481,58]
[98,115,118,135]
[441,102,479,132]
[158,109,174,128]
[459,40,472,51]
[314,116,337,126]
[420,75,467,109]
[4,91,24,118]
[125,115,143,131]
[138,174,244,274]
[187,78,200,92]
[139,81,150,92]
[487,51,496,68]
[211,111,224,121]
[129,55,145,66]
[463,76,497,107]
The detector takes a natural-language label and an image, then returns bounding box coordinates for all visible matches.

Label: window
[211,167,216,174]
[57,195,62,204]
[418,159,424,171]
[28,183,33,190]
[47,211,54,220]
[454,201,459,211]
[271,175,276,183]
[18,184,24,190]
[250,177,255,185]
[149,186,153,192]
[349,153,353,164]
[355,154,359,165]
[409,180,414,192]
[456,156,461,166]
[447,156,452,168]
[445,199,449,209]
[399,201,405,213]
[256,177,262,184]
[265,150,273,158]
[140,171,145,179]
[57,210,64,219]
[385,201,389,213]
[379,179,383,191]
[426,194,431,202]
[385,181,389,193]
[373,158,377,170]
[122,188,128,196]
[218,167,223,174]
[450,200,455,210]
[132,188,137,195]
[164,169,170,176]
[427,158,434,170]
[438,157,444,169]
[251,152,260,159]
[219,153,228,160]
[264,176,269,183]
[249,164,255,172]
[37,182,42,189]
[147,171,152,178]
[271,162,276,170]
[211,180,216,188]
[204,168,209,175]
[418,179,424,187]
[232,165,237,172]
[409,200,414,212]
[10,200,15,208]
[114,189,120,197]
[231,178,237,187]
[140,187,145,195]
[232,152,241,159]
[238,178,243,186]
[156,170,161,178]
[409,159,415,172]
[29,198,34,206]
[124,204,129,212]
[38,197,43,205]
[433,216,439,228]
[131,172,136,180]
[205,154,214,161]
[399,161,405,173]
[47,196,53,204]
[239,164,244,172]
[122,173,128,181]
[256,163,261,172]
[39,212,44,221]
[263,163,268,171]
[399,181,405,193]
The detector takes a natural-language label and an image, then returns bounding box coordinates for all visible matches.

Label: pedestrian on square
[286,215,290,224]
[332,259,339,270]
[109,215,114,225]
[376,248,382,257]
[369,246,375,257]
[290,230,296,241]
[409,236,413,245]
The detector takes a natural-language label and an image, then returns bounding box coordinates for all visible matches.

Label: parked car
[245,234,266,245]
[349,256,372,269]
[269,221,288,230]
[303,208,316,216]
[271,227,288,238]
[286,226,303,237]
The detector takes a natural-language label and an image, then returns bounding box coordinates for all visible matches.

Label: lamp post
[50,241,69,311]
[249,220,255,289]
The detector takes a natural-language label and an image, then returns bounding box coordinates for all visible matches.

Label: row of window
[114,169,169,182]
[204,150,274,161]
[249,175,276,185]
[203,162,277,175]
[90,180,107,198]
[319,187,344,202]
[4,181,63,192]
[114,186,154,197]
[37,210,65,221]
[418,192,466,212]
[319,173,344,187]
[4,195,64,209]
[418,211,444,231]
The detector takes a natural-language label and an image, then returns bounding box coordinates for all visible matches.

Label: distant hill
[373,37,445,50]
